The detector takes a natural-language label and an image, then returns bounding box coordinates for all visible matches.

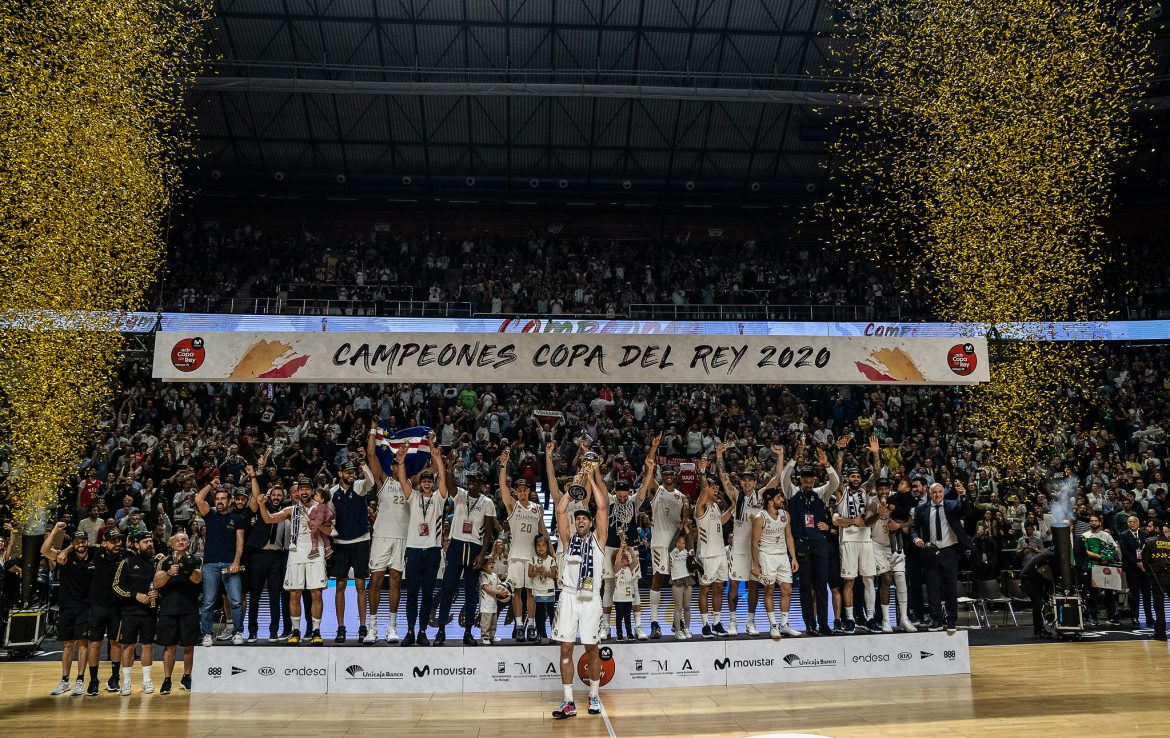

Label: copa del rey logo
[170,337,205,372]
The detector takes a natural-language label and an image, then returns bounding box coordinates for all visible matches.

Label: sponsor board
[330,646,468,694]
[195,647,327,694]
[841,631,971,679]
[193,633,970,694]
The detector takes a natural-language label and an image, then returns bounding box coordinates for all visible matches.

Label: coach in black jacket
[910,482,973,633]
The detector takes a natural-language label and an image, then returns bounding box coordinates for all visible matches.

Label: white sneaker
[745,621,759,636]
[72,678,85,696]
[684,629,693,640]
[675,629,686,640]
[601,628,609,641]
[779,624,802,637]
[216,625,235,641]
[882,622,894,634]
[364,618,379,644]
[142,680,154,695]
[769,625,782,641]
[231,632,244,645]
[481,638,491,646]
[491,635,502,643]
[201,634,214,647]
[899,620,918,633]
[51,678,70,696]
[727,620,738,636]
[120,681,132,697]
[635,626,647,641]
[385,627,399,643]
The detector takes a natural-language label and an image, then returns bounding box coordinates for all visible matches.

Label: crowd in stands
[153,219,1166,319]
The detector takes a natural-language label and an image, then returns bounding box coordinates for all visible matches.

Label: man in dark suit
[1118,514,1152,626]
[910,482,973,634]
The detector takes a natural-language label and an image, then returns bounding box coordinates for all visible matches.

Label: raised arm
[367,421,387,487]
[246,464,261,512]
[194,481,213,516]
[499,449,516,515]
[637,433,662,505]
[545,440,563,502]
[41,522,67,569]
[761,443,785,490]
[431,437,449,499]
[816,447,839,504]
[590,471,609,544]
[394,445,413,501]
[555,478,573,541]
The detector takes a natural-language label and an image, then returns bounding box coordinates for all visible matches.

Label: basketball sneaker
[588,695,602,715]
[770,625,782,641]
[553,700,577,719]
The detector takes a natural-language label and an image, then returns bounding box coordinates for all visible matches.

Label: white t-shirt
[530,554,557,597]
[613,566,637,603]
[668,547,691,581]
[286,503,318,564]
[479,571,502,614]
[651,486,686,547]
[449,488,496,545]
[372,478,409,540]
[406,492,445,549]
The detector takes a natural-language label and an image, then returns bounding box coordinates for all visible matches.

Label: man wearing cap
[86,527,128,695]
[258,473,330,645]
[113,530,160,695]
[551,469,609,719]
[245,467,289,643]
[500,449,546,642]
[329,458,376,644]
[437,461,496,645]
[42,522,94,697]
[194,478,246,646]
[365,423,410,644]
[720,443,786,637]
[781,443,840,636]
[640,433,687,639]
[401,440,449,646]
[832,436,880,634]
[602,472,646,641]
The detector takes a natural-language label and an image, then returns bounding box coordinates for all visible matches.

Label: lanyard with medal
[462,494,474,535]
[419,494,433,539]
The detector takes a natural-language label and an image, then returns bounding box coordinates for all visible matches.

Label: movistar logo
[714,658,731,670]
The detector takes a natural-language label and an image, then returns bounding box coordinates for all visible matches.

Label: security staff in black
[87,528,128,693]
[245,473,290,642]
[154,530,203,694]
[113,530,160,695]
[329,460,374,643]
[1139,521,1170,641]
[780,452,840,636]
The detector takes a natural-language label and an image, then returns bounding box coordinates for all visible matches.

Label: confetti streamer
[821,0,1155,473]
[0,1,209,524]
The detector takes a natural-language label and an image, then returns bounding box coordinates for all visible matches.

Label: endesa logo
[851,654,890,663]
[285,667,327,677]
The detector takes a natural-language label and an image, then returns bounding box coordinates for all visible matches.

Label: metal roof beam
[195,76,871,106]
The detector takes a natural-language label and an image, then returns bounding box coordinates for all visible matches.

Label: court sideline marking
[598,696,618,738]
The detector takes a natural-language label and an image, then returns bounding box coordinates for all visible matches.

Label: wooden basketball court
[0,640,1165,736]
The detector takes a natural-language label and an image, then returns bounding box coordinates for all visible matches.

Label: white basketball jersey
[732,491,764,555]
[836,487,872,543]
[651,486,686,546]
[758,509,791,556]
[372,478,409,539]
[508,502,542,561]
[697,501,724,558]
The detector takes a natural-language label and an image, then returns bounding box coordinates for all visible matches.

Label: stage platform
[194,630,969,694]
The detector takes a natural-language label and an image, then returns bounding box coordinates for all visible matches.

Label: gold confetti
[0,1,209,525]
[820,0,1154,474]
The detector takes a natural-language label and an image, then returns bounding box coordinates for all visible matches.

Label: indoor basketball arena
[2,1,1169,736]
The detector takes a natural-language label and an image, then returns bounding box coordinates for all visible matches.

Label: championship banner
[155,331,989,385]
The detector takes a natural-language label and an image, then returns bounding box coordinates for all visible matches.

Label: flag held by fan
[373,424,434,478]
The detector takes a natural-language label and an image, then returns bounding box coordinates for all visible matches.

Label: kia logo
[898,652,912,661]
[259,666,275,676]
[714,658,731,670]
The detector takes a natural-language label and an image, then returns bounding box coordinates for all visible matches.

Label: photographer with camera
[154,530,202,694]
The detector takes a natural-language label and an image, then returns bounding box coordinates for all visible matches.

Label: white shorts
[651,545,671,576]
[602,546,618,580]
[369,536,406,573]
[284,558,328,591]
[507,560,531,589]
[840,539,877,579]
[872,543,906,574]
[729,549,758,582]
[698,553,729,585]
[757,551,792,586]
[552,590,604,645]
